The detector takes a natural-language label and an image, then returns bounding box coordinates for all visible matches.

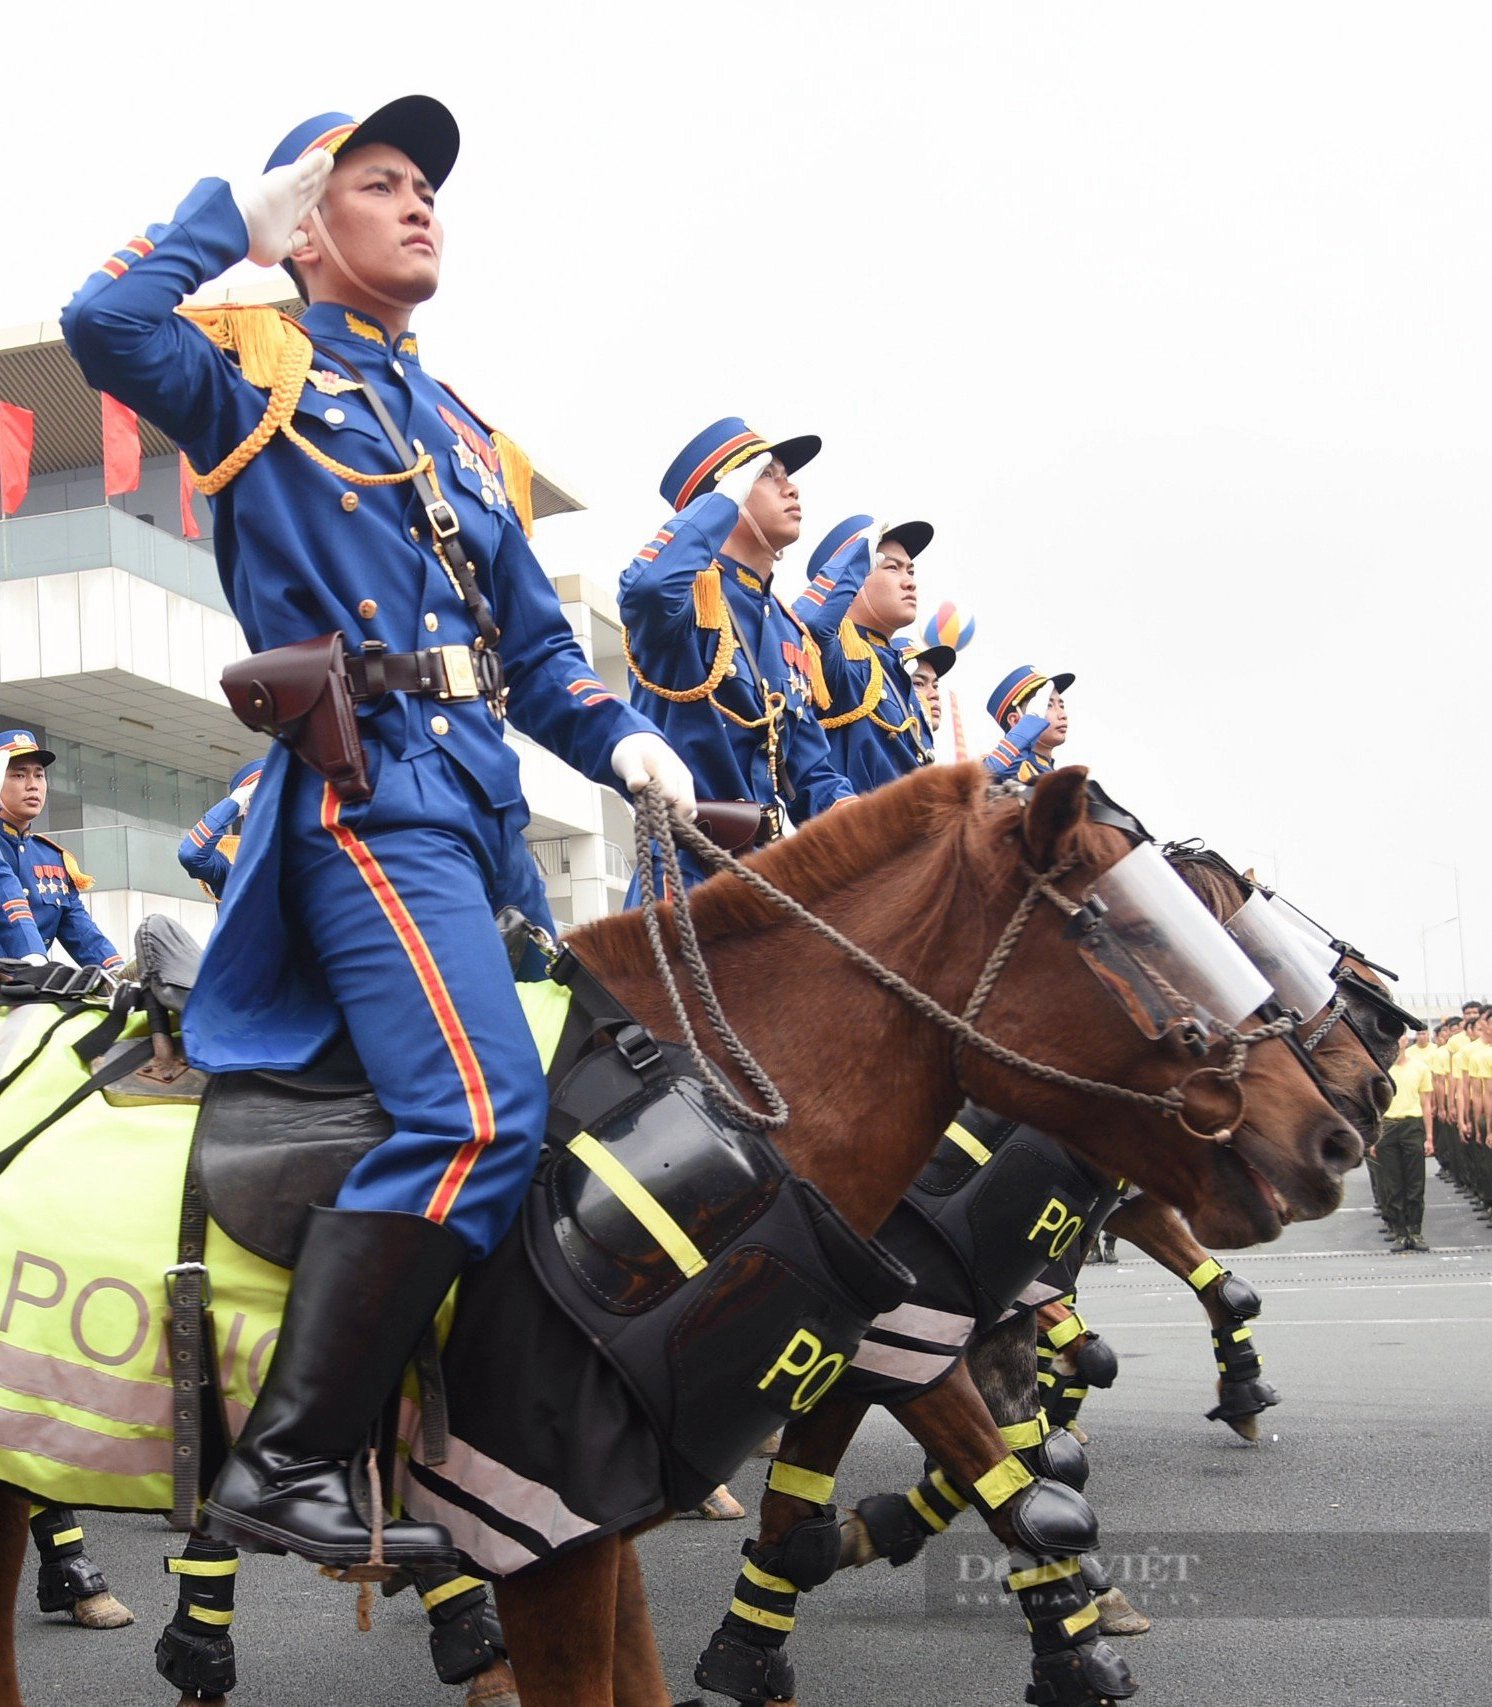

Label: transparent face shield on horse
[1223,891,1337,1024]
[1069,842,1272,1042]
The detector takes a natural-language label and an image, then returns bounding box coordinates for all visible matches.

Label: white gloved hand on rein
[233,151,334,267]
[611,732,698,820]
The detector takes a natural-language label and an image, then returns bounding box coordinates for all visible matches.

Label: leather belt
[344,643,502,705]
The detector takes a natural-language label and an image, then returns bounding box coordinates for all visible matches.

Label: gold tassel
[176,306,303,388]
[692,567,729,631]
[492,431,535,538]
[805,636,831,709]
[58,847,95,893]
[837,618,875,662]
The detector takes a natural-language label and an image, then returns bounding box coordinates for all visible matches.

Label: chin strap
[738,505,784,563]
[308,208,414,313]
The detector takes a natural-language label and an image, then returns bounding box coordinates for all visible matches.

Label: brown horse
[0,765,1359,1707]
[689,833,1385,1707]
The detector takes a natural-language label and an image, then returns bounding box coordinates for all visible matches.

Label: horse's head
[1168,851,1394,1146]
[955,768,1362,1248]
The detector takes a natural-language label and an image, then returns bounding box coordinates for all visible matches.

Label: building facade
[0,290,637,967]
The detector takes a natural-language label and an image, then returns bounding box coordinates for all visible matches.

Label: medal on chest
[438,406,507,510]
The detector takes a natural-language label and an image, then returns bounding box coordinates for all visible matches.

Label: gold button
[424,612,439,632]
[409,526,420,541]
[358,599,378,619]
[324,407,346,425]
[341,491,359,512]
[431,715,450,736]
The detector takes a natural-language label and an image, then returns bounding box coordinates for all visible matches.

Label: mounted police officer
[177,757,264,901]
[0,731,123,973]
[893,635,957,738]
[620,418,854,891]
[984,665,1074,782]
[791,516,938,790]
[62,94,694,1570]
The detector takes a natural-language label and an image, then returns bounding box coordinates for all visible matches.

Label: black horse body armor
[842,1104,1118,1406]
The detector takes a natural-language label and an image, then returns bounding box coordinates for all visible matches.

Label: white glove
[233,151,335,267]
[229,779,258,813]
[714,450,773,514]
[865,519,889,565]
[611,732,698,820]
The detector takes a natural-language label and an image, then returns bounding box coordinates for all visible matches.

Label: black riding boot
[203,1207,465,1568]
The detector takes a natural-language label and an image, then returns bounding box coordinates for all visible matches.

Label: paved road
[16,1167,1492,1705]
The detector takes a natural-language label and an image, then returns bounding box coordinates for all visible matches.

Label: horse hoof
[1096,1586,1151,1635]
[465,1657,520,1703]
[71,1590,134,1628]
[752,1429,784,1457]
[689,1485,747,1520]
[836,1511,877,1570]
[1067,1422,1089,1446]
[1229,1413,1261,1443]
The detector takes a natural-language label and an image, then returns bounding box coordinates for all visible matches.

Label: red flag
[0,401,35,517]
[101,393,141,496]
[178,452,202,540]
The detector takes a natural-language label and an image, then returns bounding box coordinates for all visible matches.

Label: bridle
[629,782,1294,1144]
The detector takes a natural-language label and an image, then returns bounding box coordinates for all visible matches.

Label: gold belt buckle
[435,645,479,701]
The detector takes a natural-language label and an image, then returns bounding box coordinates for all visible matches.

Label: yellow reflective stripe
[1045,1313,1087,1349]
[1062,1601,1100,1638]
[420,1574,484,1611]
[27,1504,44,1519]
[1000,1417,1045,1450]
[1231,1327,1253,1344]
[907,1485,949,1533]
[1008,1557,1082,1590]
[1188,1257,1224,1291]
[730,1597,795,1632]
[186,1605,234,1626]
[1037,1370,1057,1388]
[49,1526,84,1547]
[168,1556,239,1577]
[972,1456,1034,1511]
[767,1461,836,1504]
[946,1121,992,1165]
[566,1132,706,1278]
[741,1560,797,1595]
[930,1469,969,1511]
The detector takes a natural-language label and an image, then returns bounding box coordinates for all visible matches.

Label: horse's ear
[1242,867,1257,883]
[1020,766,1091,870]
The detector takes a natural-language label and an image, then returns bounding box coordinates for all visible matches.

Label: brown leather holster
[221,633,372,804]
[694,800,772,856]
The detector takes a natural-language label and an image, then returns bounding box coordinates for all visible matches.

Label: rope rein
[629,784,1295,1133]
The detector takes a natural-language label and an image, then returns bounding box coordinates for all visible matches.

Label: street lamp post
[1428,860,1468,998]
[1421,915,1458,1001]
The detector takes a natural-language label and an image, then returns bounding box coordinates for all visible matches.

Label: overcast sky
[7,3,1489,1002]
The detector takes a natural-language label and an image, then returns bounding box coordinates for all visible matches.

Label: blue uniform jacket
[619,494,853,819]
[984,714,1054,783]
[177,794,240,899]
[792,537,935,798]
[0,823,123,968]
[62,179,653,1069]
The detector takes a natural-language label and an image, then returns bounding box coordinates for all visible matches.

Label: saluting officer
[177,757,264,901]
[63,94,693,1570]
[0,731,123,972]
[984,665,1074,782]
[791,516,938,792]
[620,418,854,891]
[893,635,957,737]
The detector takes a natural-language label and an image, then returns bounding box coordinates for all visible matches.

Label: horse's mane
[1169,850,1246,921]
[572,763,1118,980]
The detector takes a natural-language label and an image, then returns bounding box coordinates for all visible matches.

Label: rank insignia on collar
[307,369,363,396]
[343,311,387,345]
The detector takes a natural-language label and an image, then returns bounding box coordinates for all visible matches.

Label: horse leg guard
[1206,1321,1280,1429]
[843,1466,970,1570]
[1025,1634,1137,1705]
[1005,1413,1091,1493]
[155,1539,239,1698]
[695,1515,836,1703]
[415,1568,507,1687]
[30,1504,133,1627]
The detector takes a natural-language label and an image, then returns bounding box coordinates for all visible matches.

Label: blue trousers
[281,747,550,1261]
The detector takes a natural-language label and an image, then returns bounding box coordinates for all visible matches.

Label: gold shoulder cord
[178,308,434,496]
